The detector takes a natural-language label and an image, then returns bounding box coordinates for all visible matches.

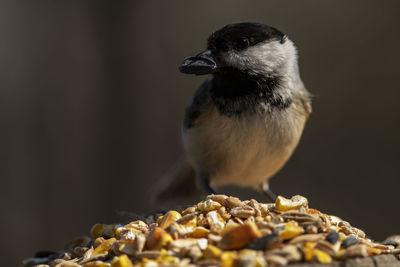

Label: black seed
[341,236,359,248]
[247,233,279,251]
[326,231,339,244]
[381,240,399,247]
[34,250,58,258]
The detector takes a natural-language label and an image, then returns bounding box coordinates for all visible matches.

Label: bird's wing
[300,92,312,118]
[291,83,312,119]
[183,76,213,129]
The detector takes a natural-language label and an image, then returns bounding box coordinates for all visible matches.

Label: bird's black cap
[207,22,286,52]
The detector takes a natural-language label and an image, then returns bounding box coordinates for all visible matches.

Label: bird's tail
[150,156,203,209]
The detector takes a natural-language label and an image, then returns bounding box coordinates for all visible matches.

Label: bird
[155,22,311,203]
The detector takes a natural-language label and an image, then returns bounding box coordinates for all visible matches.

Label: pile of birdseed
[22,195,400,267]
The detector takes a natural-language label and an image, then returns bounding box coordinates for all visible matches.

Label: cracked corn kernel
[112,240,136,256]
[158,210,182,229]
[203,245,222,259]
[94,237,106,248]
[275,195,308,212]
[220,251,236,267]
[146,227,173,250]
[110,255,134,267]
[177,214,197,228]
[220,220,239,235]
[188,226,210,238]
[90,224,117,239]
[155,249,180,265]
[219,222,261,250]
[115,227,136,240]
[336,248,346,259]
[207,211,225,233]
[304,247,332,263]
[158,211,181,229]
[279,221,304,240]
[304,241,317,249]
[93,238,117,256]
[368,247,382,256]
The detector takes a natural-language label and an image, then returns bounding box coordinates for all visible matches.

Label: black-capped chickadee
[155,22,311,202]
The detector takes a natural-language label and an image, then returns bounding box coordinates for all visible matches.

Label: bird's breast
[182,102,307,187]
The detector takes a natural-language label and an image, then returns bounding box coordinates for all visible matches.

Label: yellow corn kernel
[339,232,347,241]
[275,195,308,212]
[157,249,180,265]
[279,222,304,240]
[182,217,197,228]
[368,247,382,256]
[90,223,120,239]
[304,242,317,249]
[219,222,261,250]
[146,227,173,250]
[93,238,117,256]
[220,221,239,235]
[188,226,210,238]
[313,249,332,263]
[304,247,332,263]
[336,248,346,259]
[90,224,103,238]
[220,251,237,267]
[254,256,267,267]
[90,224,111,238]
[156,231,173,250]
[111,255,134,267]
[203,245,222,259]
[158,211,181,229]
[114,227,124,238]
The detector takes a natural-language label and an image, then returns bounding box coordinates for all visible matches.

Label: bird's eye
[236,37,250,49]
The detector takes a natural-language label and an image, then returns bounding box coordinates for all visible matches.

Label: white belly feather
[183,103,306,188]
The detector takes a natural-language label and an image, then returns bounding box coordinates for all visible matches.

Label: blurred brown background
[1,1,400,266]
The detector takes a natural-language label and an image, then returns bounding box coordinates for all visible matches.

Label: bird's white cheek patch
[220,41,290,76]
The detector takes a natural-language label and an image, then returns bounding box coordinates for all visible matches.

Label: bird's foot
[261,182,277,202]
[200,177,216,195]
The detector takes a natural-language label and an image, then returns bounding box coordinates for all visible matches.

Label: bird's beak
[179,50,217,75]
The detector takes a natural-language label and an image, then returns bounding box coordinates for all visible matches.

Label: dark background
[2,1,400,266]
